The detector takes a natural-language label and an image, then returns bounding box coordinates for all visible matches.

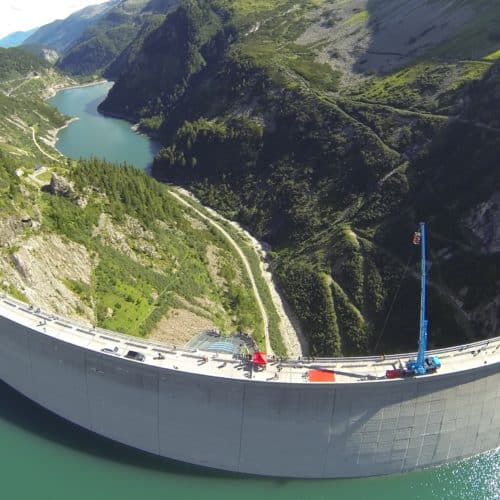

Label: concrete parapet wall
[0,315,498,478]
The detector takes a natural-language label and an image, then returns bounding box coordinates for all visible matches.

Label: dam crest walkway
[1,293,499,385]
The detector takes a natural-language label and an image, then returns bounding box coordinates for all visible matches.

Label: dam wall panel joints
[0,315,498,478]
[158,371,243,471]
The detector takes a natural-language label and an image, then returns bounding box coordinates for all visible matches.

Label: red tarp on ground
[252,352,267,365]
[309,369,335,382]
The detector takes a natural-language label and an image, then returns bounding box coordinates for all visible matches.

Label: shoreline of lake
[45,80,110,152]
[44,78,109,100]
[48,80,152,154]
[49,81,160,170]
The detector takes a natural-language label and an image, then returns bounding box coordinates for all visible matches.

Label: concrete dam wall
[0,300,498,478]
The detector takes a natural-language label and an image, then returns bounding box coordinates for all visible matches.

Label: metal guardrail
[1,292,499,366]
[0,293,202,357]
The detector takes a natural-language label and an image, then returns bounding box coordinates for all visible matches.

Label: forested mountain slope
[21,0,181,76]
[0,47,49,80]
[0,51,269,351]
[57,0,180,75]
[99,0,500,356]
[23,1,120,55]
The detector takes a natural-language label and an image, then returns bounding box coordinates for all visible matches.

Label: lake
[2,81,492,500]
[49,81,160,170]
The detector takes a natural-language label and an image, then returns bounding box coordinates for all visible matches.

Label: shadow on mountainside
[371,61,500,352]
[352,0,499,75]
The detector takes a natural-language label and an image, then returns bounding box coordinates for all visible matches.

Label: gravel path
[233,229,307,358]
[30,127,60,162]
[169,189,274,356]
[170,188,307,357]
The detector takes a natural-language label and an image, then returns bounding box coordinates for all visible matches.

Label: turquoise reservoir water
[4,82,495,500]
[1,379,497,500]
[49,82,160,170]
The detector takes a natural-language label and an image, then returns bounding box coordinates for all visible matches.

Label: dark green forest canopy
[83,1,500,354]
[29,158,267,344]
[0,47,49,79]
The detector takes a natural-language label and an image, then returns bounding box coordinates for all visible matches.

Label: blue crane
[386,222,441,379]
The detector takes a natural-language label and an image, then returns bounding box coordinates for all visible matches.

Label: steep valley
[2,0,500,357]
[0,53,289,354]
[99,0,500,356]
[0,3,498,496]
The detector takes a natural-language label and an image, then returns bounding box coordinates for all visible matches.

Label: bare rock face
[0,217,23,247]
[466,191,500,254]
[48,173,76,199]
[46,174,87,208]
[41,49,59,65]
[92,213,159,262]
[0,234,94,322]
[93,213,136,260]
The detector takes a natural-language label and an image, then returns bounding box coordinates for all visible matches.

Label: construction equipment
[386,222,441,379]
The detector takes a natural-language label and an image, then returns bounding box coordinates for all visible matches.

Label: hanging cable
[373,251,414,354]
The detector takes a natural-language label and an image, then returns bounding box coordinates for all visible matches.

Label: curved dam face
[0,303,499,478]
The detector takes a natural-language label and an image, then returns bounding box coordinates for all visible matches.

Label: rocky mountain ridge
[0,28,38,48]
[22,0,181,76]
[23,1,120,55]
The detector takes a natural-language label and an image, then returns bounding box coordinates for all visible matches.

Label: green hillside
[99,0,500,356]
[57,0,180,76]
[0,53,272,351]
[23,1,119,54]
[0,48,71,161]
[0,47,49,80]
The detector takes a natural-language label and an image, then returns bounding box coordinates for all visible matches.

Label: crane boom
[387,222,441,379]
[415,222,428,374]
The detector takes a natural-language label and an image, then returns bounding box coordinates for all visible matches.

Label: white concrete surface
[0,294,498,478]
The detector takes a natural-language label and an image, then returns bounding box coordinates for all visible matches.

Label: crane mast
[386,222,441,379]
[415,222,428,374]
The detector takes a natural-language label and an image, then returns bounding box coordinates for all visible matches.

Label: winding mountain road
[168,189,274,356]
[30,127,60,162]
[3,73,40,97]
